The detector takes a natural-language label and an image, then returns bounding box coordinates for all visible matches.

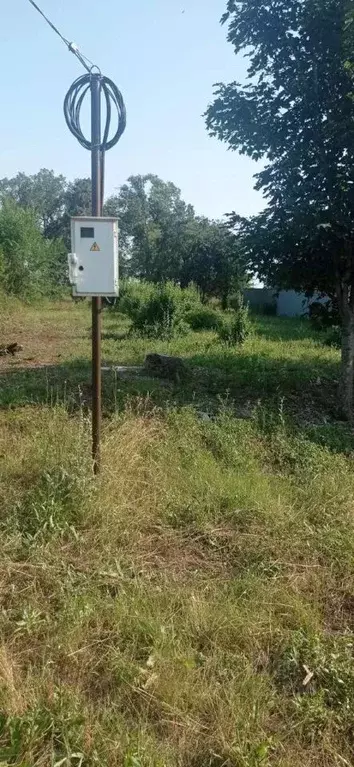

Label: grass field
[1,299,354,766]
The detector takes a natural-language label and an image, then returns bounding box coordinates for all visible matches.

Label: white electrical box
[68,217,119,297]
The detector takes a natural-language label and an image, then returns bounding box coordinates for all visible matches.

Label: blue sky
[1,0,264,219]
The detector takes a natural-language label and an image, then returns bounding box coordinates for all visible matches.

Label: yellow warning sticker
[90,242,100,252]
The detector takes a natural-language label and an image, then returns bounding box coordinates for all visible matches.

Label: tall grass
[1,383,354,765]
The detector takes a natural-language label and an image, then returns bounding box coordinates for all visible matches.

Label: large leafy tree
[0,170,91,288]
[0,171,92,245]
[61,177,92,246]
[0,169,67,239]
[206,0,354,417]
[105,175,195,281]
[181,217,246,306]
[0,200,60,298]
[0,167,248,304]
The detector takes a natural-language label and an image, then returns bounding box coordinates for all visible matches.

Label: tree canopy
[206,0,354,416]
[104,174,195,282]
[181,216,246,307]
[0,170,67,240]
[0,169,247,304]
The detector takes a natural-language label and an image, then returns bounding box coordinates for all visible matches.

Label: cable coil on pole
[64,73,126,152]
[64,72,126,205]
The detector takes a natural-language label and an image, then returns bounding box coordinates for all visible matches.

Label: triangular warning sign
[90,242,100,252]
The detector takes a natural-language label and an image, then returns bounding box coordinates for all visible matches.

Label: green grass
[1,300,354,766]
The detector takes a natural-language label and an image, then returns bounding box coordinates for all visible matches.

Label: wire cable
[64,74,127,199]
[64,75,126,152]
[27,0,127,203]
[26,0,96,72]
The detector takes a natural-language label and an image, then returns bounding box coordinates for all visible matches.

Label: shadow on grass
[303,422,354,455]
[186,348,341,423]
[0,360,92,410]
[188,347,338,389]
[0,346,340,417]
[0,360,179,413]
[253,316,321,343]
[1,346,350,458]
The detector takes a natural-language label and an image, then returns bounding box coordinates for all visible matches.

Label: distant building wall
[243,288,276,312]
[277,291,330,317]
[243,288,329,317]
[277,290,307,317]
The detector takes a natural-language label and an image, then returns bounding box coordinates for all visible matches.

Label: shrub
[228,291,244,312]
[217,301,251,346]
[131,289,184,339]
[185,307,224,332]
[135,283,199,339]
[0,201,52,299]
[117,281,202,339]
[115,280,155,322]
[323,325,341,349]
[0,200,67,300]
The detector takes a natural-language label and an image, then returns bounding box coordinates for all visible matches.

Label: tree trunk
[340,314,354,420]
[336,272,354,420]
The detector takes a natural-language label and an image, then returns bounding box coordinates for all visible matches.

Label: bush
[132,289,184,339]
[115,280,155,322]
[228,292,244,312]
[185,307,224,332]
[217,301,251,346]
[119,282,201,339]
[0,201,49,299]
[0,200,67,300]
[323,325,341,349]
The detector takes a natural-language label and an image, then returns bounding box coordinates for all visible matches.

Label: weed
[185,307,224,332]
[118,281,201,339]
[217,300,251,346]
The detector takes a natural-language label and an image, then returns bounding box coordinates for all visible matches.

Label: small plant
[131,288,184,339]
[228,291,244,312]
[185,307,224,332]
[217,300,251,346]
[323,325,341,349]
[275,630,354,740]
[13,466,87,540]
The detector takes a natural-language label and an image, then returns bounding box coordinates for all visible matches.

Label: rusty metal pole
[91,73,102,474]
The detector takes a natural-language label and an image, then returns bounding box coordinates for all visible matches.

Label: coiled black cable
[64,72,126,204]
[27,0,127,153]
[64,73,126,152]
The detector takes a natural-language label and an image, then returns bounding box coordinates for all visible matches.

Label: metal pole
[91,74,102,474]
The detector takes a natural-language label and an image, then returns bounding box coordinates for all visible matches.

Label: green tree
[206,0,354,418]
[105,174,195,281]
[0,169,67,239]
[60,177,92,246]
[181,217,246,307]
[0,171,93,246]
[0,200,56,298]
[65,178,91,218]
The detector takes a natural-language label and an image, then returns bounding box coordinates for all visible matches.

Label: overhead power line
[26,0,97,72]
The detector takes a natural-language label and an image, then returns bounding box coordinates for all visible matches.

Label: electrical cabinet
[68,217,118,296]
